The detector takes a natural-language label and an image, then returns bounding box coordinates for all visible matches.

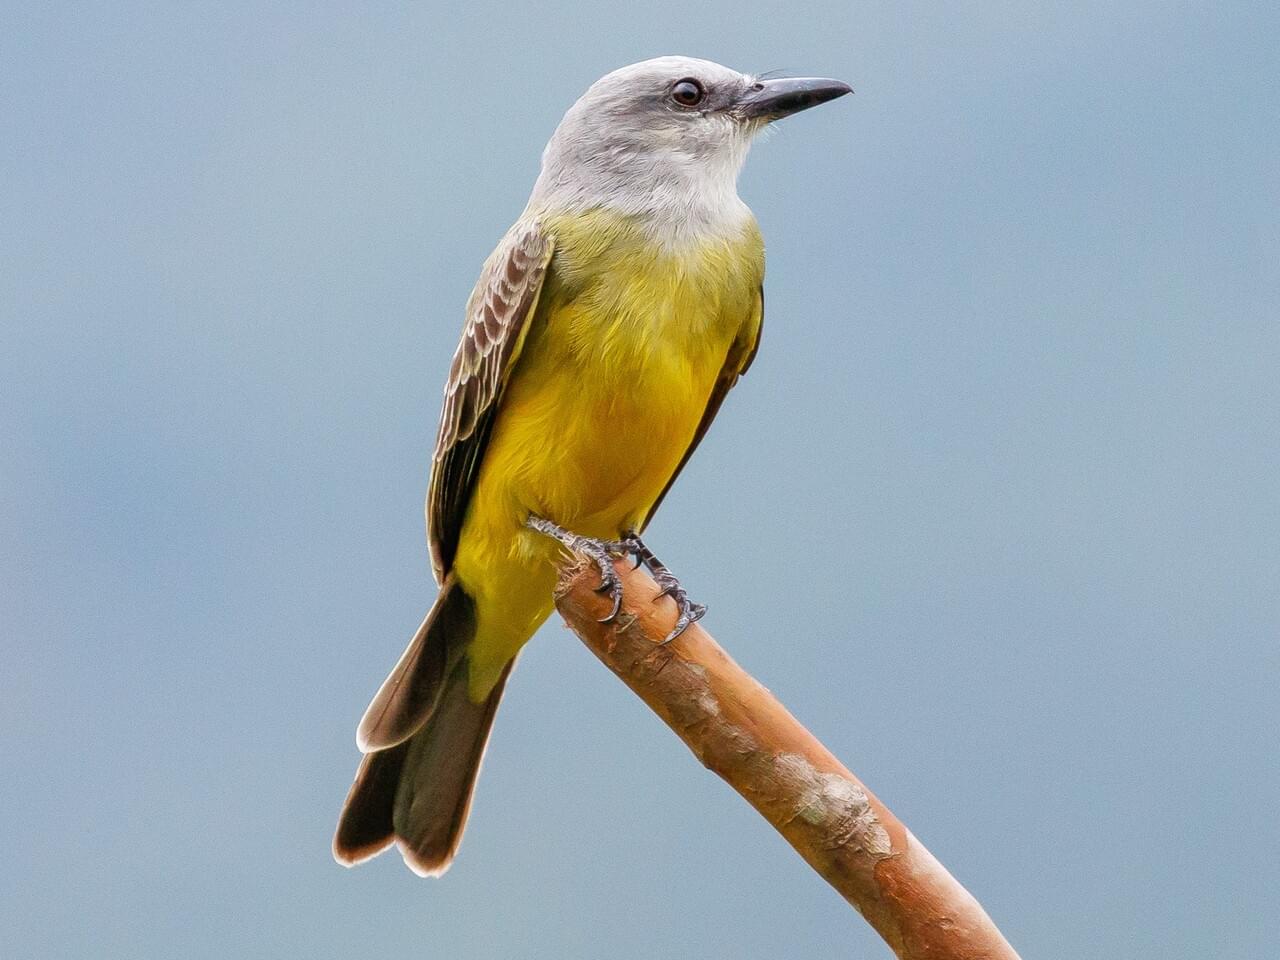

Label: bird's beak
[734,76,852,121]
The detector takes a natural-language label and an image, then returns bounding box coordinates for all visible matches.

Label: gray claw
[654,572,706,644]
[592,555,625,623]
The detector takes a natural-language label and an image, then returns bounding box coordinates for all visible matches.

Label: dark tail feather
[356,576,474,752]
[393,658,514,875]
[333,658,515,876]
[331,740,409,865]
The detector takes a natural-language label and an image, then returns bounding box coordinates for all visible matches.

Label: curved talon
[599,600,623,624]
[597,576,624,623]
[653,578,707,645]
[590,556,624,623]
[661,598,706,645]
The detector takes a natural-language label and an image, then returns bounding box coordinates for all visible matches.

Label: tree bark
[554,557,1020,960]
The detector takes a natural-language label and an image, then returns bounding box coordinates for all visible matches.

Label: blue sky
[3,3,1277,957]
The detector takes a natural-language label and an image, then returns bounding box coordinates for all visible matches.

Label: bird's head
[531,56,850,221]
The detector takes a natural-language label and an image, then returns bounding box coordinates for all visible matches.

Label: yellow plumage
[453,208,764,696]
[334,56,851,877]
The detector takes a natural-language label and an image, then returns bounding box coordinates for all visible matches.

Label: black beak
[735,76,852,121]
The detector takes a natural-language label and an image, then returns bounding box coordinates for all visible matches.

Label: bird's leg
[526,515,630,623]
[619,531,706,644]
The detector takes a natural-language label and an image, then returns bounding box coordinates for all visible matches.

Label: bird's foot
[619,531,706,644]
[526,515,629,622]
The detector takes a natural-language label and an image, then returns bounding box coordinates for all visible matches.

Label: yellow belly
[450,210,763,695]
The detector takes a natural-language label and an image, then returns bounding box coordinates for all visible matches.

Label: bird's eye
[671,79,705,107]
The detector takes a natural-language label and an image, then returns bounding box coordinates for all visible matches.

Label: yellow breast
[451,207,763,694]
[490,208,762,533]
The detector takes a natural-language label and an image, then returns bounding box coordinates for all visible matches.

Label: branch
[554,557,1020,960]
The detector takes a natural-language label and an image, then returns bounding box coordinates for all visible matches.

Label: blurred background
[3,3,1277,957]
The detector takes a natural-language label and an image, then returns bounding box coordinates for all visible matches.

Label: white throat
[529,131,755,248]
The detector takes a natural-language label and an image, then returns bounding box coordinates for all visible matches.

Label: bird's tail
[333,577,514,875]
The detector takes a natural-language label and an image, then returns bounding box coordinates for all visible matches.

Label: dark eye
[671,78,705,107]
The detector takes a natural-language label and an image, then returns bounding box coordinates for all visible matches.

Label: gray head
[529,56,850,228]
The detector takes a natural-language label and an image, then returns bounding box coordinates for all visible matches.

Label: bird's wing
[641,284,765,530]
[428,220,555,580]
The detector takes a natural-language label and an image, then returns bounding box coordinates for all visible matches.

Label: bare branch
[555,557,1020,960]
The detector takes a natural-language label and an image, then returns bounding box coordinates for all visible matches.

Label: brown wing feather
[641,284,764,530]
[427,221,554,580]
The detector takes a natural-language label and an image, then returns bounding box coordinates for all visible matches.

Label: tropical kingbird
[334,56,850,875]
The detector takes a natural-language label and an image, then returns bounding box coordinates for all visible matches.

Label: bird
[333,56,851,876]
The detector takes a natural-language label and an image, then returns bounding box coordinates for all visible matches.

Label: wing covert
[427,220,554,580]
